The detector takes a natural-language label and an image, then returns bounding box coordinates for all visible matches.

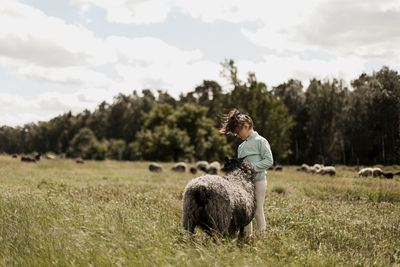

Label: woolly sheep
[316,166,336,176]
[313,164,324,171]
[382,171,394,179]
[190,167,197,174]
[35,153,41,161]
[196,161,208,172]
[182,157,255,238]
[21,156,36,163]
[172,162,187,172]
[300,163,310,171]
[149,162,163,172]
[76,158,84,164]
[273,165,283,171]
[358,168,373,177]
[45,154,56,160]
[371,168,383,177]
[206,161,221,174]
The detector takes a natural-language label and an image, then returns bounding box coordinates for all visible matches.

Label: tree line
[1,60,399,165]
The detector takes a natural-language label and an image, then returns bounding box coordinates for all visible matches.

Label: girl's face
[235,123,252,140]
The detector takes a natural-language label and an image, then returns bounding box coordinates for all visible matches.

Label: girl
[219,108,273,237]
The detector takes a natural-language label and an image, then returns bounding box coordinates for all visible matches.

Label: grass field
[0,155,399,266]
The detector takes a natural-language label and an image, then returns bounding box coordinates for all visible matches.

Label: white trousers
[244,179,267,237]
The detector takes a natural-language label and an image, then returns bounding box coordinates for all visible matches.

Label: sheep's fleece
[182,157,256,237]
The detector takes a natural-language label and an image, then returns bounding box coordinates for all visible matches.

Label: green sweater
[237,131,274,181]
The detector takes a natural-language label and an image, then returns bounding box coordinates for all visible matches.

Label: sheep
[190,167,197,174]
[358,168,373,177]
[45,154,56,160]
[12,154,18,158]
[371,168,383,177]
[300,163,310,171]
[316,166,336,176]
[196,161,208,172]
[313,164,324,171]
[206,161,221,174]
[382,171,394,179]
[304,166,317,173]
[172,162,187,172]
[34,153,41,161]
[149,162,163,172]
[76,158,84,164]
[273,165,283,171]
[182,157,255,238]
[21,156,36,162]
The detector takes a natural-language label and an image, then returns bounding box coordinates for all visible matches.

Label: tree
[221,60,295,162]
[67,127,107,160]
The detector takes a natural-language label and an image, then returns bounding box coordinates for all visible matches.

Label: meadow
[0,155,399,266]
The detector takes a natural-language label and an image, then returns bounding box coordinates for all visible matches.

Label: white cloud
[297,0,400,63]
[71,0,173,24]
[16,65,114,88]
[107,36,202,65]
[114,59,222,98]
[0,1,116,67]
[235,55,366,88]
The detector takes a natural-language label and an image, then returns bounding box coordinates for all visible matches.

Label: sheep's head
[222,157,252,176]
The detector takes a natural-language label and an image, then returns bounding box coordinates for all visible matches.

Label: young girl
[219,108,273,237]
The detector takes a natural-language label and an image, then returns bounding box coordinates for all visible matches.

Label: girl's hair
[219,108,253,135]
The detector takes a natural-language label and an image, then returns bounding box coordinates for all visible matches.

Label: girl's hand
[244,161,252,169]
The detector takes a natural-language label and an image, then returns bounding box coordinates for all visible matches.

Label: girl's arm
[252,139,273,172]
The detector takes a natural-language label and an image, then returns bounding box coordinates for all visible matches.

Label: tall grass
[0,156,399,266]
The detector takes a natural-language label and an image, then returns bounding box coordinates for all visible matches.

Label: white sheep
[358,168,373,177]
[316,166,336,176]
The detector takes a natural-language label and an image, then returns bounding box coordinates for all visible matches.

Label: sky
[1,0,400,127]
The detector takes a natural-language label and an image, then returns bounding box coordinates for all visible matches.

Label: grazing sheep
[149,162,163,172]
[382,171,394,179]
[273,165,283,171]
[196,161,208,172]
[358,168,373,177]
[300,163,310,171]
[45,154,56,160]
[305,166,317,173]
[12,154,18,158]
[172,162,187,172]
[21,156,36,162]
[34,153,41,161]
[371,168,383,177]
[206,161,221,174]
[182,157,255,238]
[76,158,84,164]
[316,166,336,176]
[190,167,197,174]
[313,164,324,171]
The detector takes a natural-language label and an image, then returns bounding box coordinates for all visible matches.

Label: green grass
[0,155,399,266]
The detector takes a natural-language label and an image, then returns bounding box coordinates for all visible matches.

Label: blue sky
[1,0,399,127]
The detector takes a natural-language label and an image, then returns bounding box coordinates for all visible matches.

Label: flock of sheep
[296,163,336,176]
[149,160,222,175]
[296,163,400,179]
[357,167,400,179]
